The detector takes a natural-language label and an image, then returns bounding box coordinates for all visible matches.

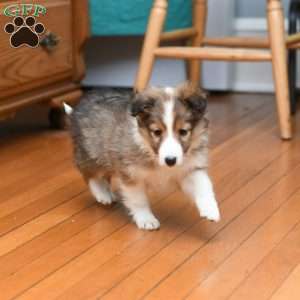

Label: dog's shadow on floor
[93,190,218,243]
[149,191,219,242]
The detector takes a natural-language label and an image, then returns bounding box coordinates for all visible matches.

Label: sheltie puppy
[65,83,220,230]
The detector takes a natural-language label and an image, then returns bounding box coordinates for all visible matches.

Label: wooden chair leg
[134,0,167,92]
[187,0,207,86]
[267,0,292,139]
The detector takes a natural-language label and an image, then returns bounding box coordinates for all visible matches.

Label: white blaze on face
[158,87,183,166]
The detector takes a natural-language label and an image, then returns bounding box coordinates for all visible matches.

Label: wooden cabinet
[0,0,89,126]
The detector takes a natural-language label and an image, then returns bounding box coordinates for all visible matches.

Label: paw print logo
[4,16,45,48]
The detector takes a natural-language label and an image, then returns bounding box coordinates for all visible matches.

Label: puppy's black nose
[165,157,177,167]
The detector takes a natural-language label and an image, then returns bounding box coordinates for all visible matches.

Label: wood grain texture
[134,0,167,92]
[0,0,88,119]
[203,36,270,49]
[0,93,299,300]
[270,264,300,300]
[187,0,207,86]
[154,47,272,61]
[160,28,197,42]
[267,0,292,139]
[228,223,300,300]
[0,0,73,98]
[0,82,78,115]
[71,0,90,81]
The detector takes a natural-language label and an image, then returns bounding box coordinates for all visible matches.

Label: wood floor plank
[211,126,282,202]
[0,146,70,191]
[0,134,70,173]
[0,132,63,163]
[184,191,300,300]
[0,93,295,300]
[0,191,93,257]
[14,106,296,297]
[0,151,74,203]
[0,167,79,219]
[0,190,184,300]
[99,131,300,300]
[210,97,272,147]
[228,222,300,300]
[0,202,111,281]
[208,93,269,130]
[55,200,200,300]
[210,112,274,165]
[0,134,72,188]
[0,178,85,236]
[207,93,269,131]
[54,118,288,299]
[141,152,300,300]
[269,264,300,300]
[1,147,50,179]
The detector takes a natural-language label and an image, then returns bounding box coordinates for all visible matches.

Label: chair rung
[289,42,300,49]
[160,28,197,41]
[287,32,300,45]
[154,46,272,61]
[203,37,269,49]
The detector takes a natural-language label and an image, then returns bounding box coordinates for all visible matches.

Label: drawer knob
[40,32,60,51]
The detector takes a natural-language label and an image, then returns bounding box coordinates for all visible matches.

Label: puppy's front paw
[95,194,114,205]
[133,212,160,230]
[89,179,115,205]
[200,200,221,222]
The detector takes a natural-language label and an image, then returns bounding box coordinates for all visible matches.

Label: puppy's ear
[178,82,207,116]
[131,94,155,117]
[185,93,207,115]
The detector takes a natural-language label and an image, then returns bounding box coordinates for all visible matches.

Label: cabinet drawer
[0,0,73,99]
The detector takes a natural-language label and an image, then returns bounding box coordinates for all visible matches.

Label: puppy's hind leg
[181,169,220,222]
[120,182,160,230]
[88,177,115,205]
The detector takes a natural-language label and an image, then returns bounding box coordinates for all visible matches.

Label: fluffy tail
[63,102,73,115]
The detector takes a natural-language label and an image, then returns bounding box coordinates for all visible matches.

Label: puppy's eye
[179,129,189,137]
[152,129,162,137]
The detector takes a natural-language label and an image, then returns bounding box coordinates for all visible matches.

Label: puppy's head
[131,82,208,167]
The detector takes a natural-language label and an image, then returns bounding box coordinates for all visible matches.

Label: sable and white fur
[66,83,220,230]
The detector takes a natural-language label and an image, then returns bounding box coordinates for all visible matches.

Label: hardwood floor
[0,93,300,300]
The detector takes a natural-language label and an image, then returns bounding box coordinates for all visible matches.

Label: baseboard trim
[232,82,274,93]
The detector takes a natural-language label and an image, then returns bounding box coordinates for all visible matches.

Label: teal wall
[90,0,192,36]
